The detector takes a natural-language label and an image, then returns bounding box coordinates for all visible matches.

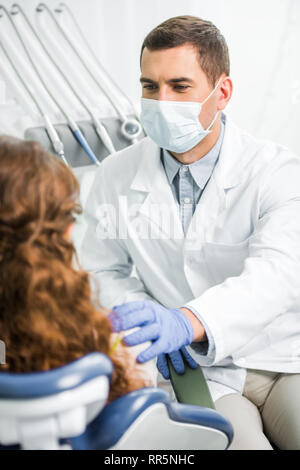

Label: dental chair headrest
[0,352,113,399]
[0,352,113,449]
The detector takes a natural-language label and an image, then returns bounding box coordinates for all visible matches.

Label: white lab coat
[80,114,300,400]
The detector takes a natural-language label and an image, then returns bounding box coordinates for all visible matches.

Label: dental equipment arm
[0,5,100,166]
[37,3,142,144]
[12,3,115,155]
[0,34,68,165]
[56,2,139,121]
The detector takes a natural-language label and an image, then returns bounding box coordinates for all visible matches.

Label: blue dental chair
[0,353,233,450]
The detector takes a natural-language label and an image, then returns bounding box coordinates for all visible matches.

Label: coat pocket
[202,238,250,284]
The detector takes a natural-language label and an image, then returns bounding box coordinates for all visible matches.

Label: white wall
[0,0,299,154]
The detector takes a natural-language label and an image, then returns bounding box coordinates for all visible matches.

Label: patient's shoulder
[110,331,157,388]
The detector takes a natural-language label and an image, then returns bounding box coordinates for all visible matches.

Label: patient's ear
[65,223,74,239]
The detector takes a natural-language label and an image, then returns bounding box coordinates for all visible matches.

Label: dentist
[81,16,300,449]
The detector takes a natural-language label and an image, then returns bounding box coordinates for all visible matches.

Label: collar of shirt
[161,113,226,190]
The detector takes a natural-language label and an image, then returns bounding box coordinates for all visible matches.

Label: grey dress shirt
[161,116,225,235]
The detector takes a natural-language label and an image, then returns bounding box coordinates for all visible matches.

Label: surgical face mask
[140,77,222,154]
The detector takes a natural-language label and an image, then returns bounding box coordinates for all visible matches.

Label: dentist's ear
[218,76,233,111]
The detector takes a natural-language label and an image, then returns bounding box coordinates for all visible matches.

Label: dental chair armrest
[166,402,233,442]
[70,387,170,450]
[70,387,234,450]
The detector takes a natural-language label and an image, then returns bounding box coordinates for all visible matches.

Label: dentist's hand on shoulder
[108,300,206,364]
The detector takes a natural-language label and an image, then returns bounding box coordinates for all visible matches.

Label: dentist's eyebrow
[140,77,195,84]
[167,77,195,84]
[140,77,157,84]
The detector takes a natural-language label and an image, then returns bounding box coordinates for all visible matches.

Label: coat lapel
[130,138,184,240]
[185,115,249,242]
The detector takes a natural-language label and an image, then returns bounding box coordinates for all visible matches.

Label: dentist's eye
[174,85,190,91]
[143,85,157,90]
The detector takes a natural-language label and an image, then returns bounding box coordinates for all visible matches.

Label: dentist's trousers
[214,369,300,450]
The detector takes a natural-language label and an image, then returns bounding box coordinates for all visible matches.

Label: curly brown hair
[0,135,146,402]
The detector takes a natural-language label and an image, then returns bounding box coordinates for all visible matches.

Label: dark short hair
[140,15,230,86]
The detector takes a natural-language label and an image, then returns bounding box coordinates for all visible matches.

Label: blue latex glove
[108,300,194,363]
[157,347,198,380]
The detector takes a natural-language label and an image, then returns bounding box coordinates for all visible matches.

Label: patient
[0,135,152,402]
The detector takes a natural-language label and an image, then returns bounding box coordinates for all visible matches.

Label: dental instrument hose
[0,5,100,166]
[56,2,138,120]
[0,37,68,166]
[11,3,115,156]
[37,3,142,144]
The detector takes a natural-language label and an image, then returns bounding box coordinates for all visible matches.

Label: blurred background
[0,0,299,153]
